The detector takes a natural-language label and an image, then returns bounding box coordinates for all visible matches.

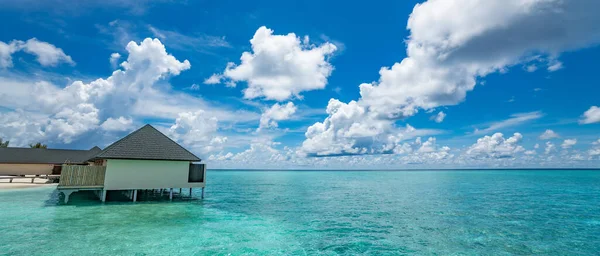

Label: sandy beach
[0,176,57,190]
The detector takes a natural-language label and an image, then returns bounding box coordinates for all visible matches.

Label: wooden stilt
[179,188,182,194]
[169,188,173,201]
[201,187,205,199]
[133,190,137,202]
[189,188,193,197]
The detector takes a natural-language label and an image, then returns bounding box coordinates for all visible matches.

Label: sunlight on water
[1,170,599,255]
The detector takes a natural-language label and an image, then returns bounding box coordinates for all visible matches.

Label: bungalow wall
[102,159,205,190]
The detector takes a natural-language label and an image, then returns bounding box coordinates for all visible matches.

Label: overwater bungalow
[0,124,206,204]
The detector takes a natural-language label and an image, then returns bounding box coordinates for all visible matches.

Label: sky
[0,0,599,169]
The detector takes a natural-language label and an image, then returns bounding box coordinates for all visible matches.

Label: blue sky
[0,0,599,169]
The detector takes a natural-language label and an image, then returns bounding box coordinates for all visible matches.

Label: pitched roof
[0,147,102,164]
[92,124,201,162]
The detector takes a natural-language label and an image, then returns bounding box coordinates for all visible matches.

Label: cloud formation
[580,106,600,124]
[0,37,252,150]
[300,99,442,156]
[431,111,446,123]
[466,133,524,159]
[303,0,600,156]
[539,129,559,140]
[258,102,297,131]
[213,26,337,101]
[561,139,577,149]
[0,38,74,68]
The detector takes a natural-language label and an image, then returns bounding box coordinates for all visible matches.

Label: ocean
[1,170,599,255]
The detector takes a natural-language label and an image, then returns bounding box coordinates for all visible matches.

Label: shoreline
[0,177,57,190]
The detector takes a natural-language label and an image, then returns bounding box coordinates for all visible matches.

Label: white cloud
[0,41,20,68]
[525,64,538,72]
[0,38,210,145]
[431,111,446,123]
[19,38,75,66]
[0,38,74,68]
[561,139,577,149]
[539,129,559,140]
[203,74,222,85]
[579,106,600,124]
[547,61,563,72]
[258,102,297,131]
[109,52,121,69]
[475,111,542,135]
[590,139,600,156]
[534,143,540,149]
[303,0,600,155]
[300,99,442,156]
[214,26,337,101]
[357,0,600,119]
[545,141,556,154]
[166,110,227,153]
[100,116,134,132]
[466,133,525,159]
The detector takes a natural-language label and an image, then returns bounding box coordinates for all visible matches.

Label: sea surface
[1,170,600,255]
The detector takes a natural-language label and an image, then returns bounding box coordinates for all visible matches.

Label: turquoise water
[1,170,600,255]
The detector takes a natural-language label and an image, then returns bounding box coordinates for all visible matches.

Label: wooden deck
[58,165,106,188]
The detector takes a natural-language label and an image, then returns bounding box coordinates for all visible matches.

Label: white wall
[0,164,54,175]
[103,159,205,190]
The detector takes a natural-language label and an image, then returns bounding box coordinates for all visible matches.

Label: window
[188,164,205,183]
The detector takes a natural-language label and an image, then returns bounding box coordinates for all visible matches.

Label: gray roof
[92,124,201,161]
[0,147,102,164]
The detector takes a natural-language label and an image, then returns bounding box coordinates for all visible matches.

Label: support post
[62,190,75,204]
[179,188,182,194]
[189,188,193,198]
[133,190,137,202]
[169,188,173,201]
[201,187,205,199]
[101,189,107,202]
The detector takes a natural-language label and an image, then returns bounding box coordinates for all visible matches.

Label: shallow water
[1,170,599,255]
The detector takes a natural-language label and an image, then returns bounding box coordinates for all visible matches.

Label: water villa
[0,124,206,204]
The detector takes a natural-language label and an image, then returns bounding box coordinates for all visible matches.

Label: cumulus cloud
[109,52,121,69]
[19,38,75,66]
[0,38,74,68]
[590,139,600,156]
[431,111,446,123]
[539,129,559,140]
[166,110,227,153]
[545,141,556,154]
[100,116,134,132]
[359,0,600,118]
[466,133,524,159]
[561,139,577,149]
[302,0,600,156]
[0,38,207,145]
[0,41,20,68]
[579,106,600,124]
[203,74,222,85]
[258,102,297,131]
[300,99,442,156]
[212,26,337,101]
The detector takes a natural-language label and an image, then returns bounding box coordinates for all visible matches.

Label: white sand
[0,176,56,189]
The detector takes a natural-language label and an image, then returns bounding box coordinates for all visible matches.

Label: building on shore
[0,147,101,176]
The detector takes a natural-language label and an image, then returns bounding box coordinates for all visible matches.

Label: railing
[58,165,106,187]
